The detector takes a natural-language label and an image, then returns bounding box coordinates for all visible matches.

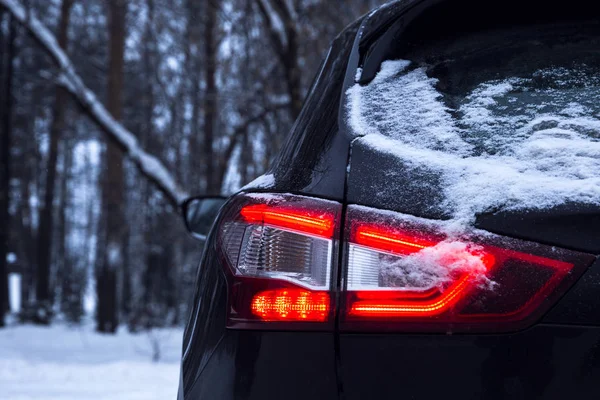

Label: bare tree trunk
[35,0,74,320]
[240,8,253,186]
[203,2,218,193]
[184,0,203,192]
[0,10,6,325]
[256,0,303,119]
[97,0,126,334]
[241,128,251,184]
[283,28,302,119]
[57,135,81,322]
[189,81,202,190]
[18,159,36,308]
[124,0,156,329]
[0,11,15,326]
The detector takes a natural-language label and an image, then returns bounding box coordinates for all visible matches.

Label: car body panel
[346,137,600,255]
[545,258,600,325]
[181,234,228,392]
[260,19,360,200]
[180,201,341,400]
[346,137,450,221]
[185,330,338,400]
[338,325,600,400]
[339,1,600,398]
[476,207,600,255]
[180,0,600,398]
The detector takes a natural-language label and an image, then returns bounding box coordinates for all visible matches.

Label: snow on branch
[0,0,189,207]
[257,0,288,49]
[283,0,299,23]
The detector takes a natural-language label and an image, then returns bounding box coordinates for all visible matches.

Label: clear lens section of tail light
[216,193,341,329]
[342,206,595,332]
[232,224,332,288]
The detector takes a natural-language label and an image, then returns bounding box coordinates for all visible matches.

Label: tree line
[0,0,383,333]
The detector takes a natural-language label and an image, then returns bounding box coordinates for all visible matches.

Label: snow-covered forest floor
[0,323,182,400]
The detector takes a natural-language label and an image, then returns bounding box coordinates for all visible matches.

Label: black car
[178,0,600,399]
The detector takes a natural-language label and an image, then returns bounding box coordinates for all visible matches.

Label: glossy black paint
[180,0,600,398]
[178,12,365,396]
[338,325,600,400]
[180,205,339,400]
[265,19,361,199]
[339,1,600,398]
[181,196,228,239]
[346,138,451,220]
[476,206,600,255]
[545,258,600,326]
[347,138,600,255]
[185,330,338,400]
[181,225,228,391]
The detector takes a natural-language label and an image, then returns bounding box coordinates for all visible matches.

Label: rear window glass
[349,22,600,156]
[347,22,600,221]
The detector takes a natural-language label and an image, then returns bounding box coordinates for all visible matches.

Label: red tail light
[216,194,341,329]
[341,206,594,332]
[250,289,330,322]
[240,204,335,238]
[215,194,594,332]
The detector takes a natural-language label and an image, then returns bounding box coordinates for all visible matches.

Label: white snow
[258,0,288,47]
[347,205,496,290]
[242,173,275,190]
[379,241,491,290]
[354,67,363,82]
[362,134,600,223]
[348,59,600,224]
[8,273,21,313]
[106,242,122,268]
[6,252,17,263]
[347,61,472,155]
[283,0,299,22]
[0,324,182,400]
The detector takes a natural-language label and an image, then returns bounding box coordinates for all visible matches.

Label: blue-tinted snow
[0,324,182,399]
[242,173,276,190]
[347,60,600,224]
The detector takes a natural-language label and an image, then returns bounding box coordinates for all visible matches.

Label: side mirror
[181,196,228,240]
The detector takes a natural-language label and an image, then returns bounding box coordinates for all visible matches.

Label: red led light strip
[348,224,578,320]
[241,204,335,238]
[349,225,495,318]
[349,275,472,317]
[251,289,330,322]
[355,226,436,255]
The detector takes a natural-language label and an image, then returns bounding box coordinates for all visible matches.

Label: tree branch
[256,0,287,57]
[0,0,189,208]
[218,101,290,181]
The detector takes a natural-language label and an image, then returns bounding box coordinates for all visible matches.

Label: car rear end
[179,1,600,399]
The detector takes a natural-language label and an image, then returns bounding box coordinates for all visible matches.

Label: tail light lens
[341,206,594,332]
[216,194,341,329]
[214,194,594,332]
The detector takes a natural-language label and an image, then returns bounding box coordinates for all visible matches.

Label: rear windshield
[347,21,600,221]
[349,22,600,156]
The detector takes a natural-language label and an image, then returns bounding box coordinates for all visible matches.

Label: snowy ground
[0,323,182,400]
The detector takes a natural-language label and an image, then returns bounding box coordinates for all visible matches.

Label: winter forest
[0,0,385,333]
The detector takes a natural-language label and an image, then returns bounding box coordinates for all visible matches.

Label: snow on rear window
[348,61,472,155]
[347,59,600,224]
